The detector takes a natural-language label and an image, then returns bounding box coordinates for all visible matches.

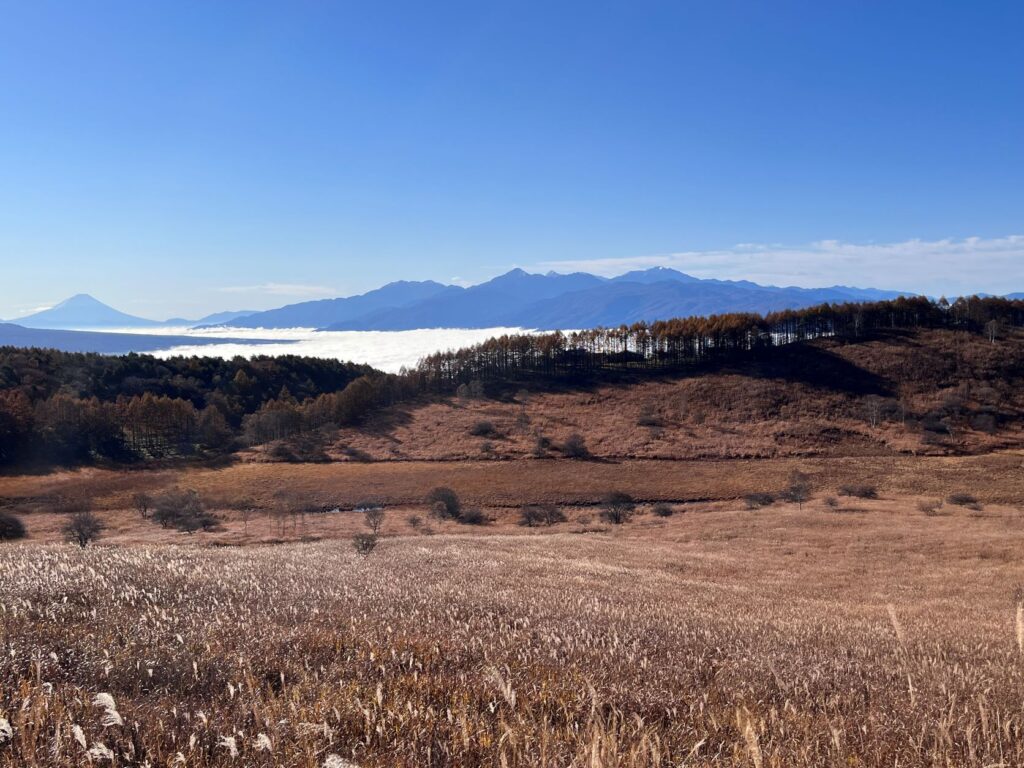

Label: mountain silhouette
[11,294,162,329]
[316,268,910,331]
[11,270,971,334]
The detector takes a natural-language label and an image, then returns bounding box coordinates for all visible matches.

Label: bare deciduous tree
[863,395,884,429]
[782,471,812,509]
[600,492,635,524]
[365,507,385,534]
[132,492,152,520]
[63,511,104,548]
[233,498,257,534]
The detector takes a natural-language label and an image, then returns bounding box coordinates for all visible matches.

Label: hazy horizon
[0,265,915,324]
[6,257,1023,326]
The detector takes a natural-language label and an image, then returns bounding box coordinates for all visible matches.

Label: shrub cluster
[561,433,590,459]
[947,493,982,510]
[839,484,878,499]
[744,492,775,510]
[426,487,461,519]
[469,420,497,437]
[152,489,220,534]
[519,504,567,527]
[0,512,26,541]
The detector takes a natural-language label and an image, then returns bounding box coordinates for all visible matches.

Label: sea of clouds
[105,326,528,373]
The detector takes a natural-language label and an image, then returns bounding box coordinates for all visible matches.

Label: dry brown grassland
[4,499,1024,766]
[3,329,1024,765]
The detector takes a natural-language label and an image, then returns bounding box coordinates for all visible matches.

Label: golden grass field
[4,493,1024,766]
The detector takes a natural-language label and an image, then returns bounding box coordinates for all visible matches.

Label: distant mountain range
[7,270,1023,336]
[233,267,913,331]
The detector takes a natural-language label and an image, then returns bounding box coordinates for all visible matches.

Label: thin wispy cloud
[539,236,1024,296]
[5,304,55,320]
[218,283,338,298]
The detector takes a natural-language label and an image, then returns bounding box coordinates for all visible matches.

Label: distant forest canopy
[1,295,1022,468]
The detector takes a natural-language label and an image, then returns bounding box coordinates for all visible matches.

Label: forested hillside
[0,352,376,465]
[2,295,1023,468]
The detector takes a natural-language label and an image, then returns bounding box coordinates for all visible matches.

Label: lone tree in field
[132,492,152,520]
[782,470,812,509]
[469,420,496,437]
[364,506,386,534]
[601,491,635,524]
[426,487,461,520]
[63,510,104,548]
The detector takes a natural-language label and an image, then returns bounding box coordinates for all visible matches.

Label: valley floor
[1,452,1023,545]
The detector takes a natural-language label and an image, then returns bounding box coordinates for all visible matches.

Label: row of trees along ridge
[1,295,1022,466]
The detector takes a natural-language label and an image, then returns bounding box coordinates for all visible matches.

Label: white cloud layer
[539,235,1024,296]
[105,325,528,373]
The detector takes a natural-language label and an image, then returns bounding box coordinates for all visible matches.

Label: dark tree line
[0,349,374,410]
[2,295,1022,467]
[412,296,1024,387]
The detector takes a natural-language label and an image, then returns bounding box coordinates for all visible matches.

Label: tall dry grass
[3,504,1024,766]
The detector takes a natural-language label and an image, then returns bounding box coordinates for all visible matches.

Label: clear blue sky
[2,1,1023,319]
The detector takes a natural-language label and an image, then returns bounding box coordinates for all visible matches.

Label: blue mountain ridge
[9,270,1017,335]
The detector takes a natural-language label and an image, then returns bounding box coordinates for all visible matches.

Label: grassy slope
[311,328,1024,462]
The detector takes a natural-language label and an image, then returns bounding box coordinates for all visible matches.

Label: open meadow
[4,492,1024,766]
